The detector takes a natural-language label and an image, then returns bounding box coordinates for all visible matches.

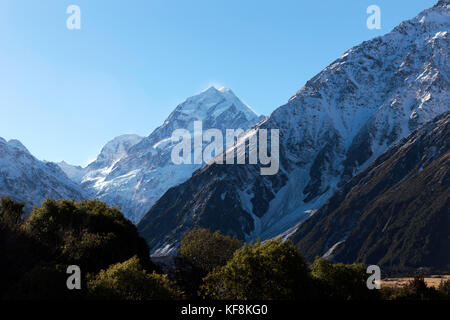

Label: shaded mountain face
[59,87,262,223]
[291,111,450,271]
[0,138,86,212]
[138,1,449,256]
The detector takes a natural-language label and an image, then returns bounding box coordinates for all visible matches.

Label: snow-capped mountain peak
[138,1,450,256]
[159,86,261,135]
[186,86,258,120]
[63,87,263,223]
[91,134,144,169]
[0,138,86,212]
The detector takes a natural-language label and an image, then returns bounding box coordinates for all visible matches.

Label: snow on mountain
[70,87,263,223]
[57,161,86,183]
[87,134,144,170]
[58,134,144,185]
[291,111,450,270]
[0,137,87,212]
[138,1,450,255]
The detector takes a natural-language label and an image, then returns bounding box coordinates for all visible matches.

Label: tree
[1,199,161,299]
[0,197,24,228]
[22,199,157,273]
[178,228,242,274]
[7,263,84,300]
[87,256,179,300]
[200,239,311,300]
[0,197,49,299]
[437,278,450,299]
[390,275,439,300]
[310,257,378,300]
[175,228,242,298]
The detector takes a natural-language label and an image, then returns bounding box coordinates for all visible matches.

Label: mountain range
[291,110,450,271]
[58,87,263,223]
[0,0,448,270]
[0,138,86,212]
[138,0,449,256]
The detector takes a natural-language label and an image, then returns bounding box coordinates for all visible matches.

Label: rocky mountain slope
[138,1,449,256]
[291,111,450,271]
[60,87,263,223]
[0,138,86,212]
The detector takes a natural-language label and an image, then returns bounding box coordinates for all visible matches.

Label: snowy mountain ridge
[0,137,87,212]
[138,0,450,255]
[59,87,263,223]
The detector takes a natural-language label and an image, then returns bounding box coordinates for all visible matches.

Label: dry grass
[379,275,450,288]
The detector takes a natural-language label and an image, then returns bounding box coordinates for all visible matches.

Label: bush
[437,278,450,299]
[1,198,161,299]
[200,239,311,300]
[176,228,242,298]
[310,257,379,300]
[0,197,24,229]
[22,199,157,273]
[390,275,440,300]
[7,263,84,300]
[87,256,179,300]
[178,228,242,274]
[0,198,51,299]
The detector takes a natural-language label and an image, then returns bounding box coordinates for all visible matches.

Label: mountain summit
[138,1,449,256]
[170,86,258,124]
[59,87,263,223]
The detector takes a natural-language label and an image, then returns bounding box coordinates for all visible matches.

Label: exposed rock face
[291,111,450,271]
[59,87,262,223]
[139,1,449,256]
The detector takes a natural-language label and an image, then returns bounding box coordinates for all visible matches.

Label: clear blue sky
[0,0,437,166]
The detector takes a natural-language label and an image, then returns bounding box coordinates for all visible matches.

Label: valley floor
[380,275,450,289]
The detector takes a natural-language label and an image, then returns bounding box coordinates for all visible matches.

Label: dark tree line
[0,197,448,300]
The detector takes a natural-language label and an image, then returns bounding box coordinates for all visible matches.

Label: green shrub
[310,257,379,300]
[0,197,24,229]
[178,228,242,274]
[87,256,179,300]
[390,275,440,300]
[200,239,311,300]
[1,198,161,299]
[22,199,156,273]
[176,228,242,298]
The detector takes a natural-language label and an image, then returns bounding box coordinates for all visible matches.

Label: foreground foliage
[200,239,311,300]
[381,275,449,300]
[0,198,160,299]
[175,228,243,298]
[310,258,379,300]
[87,256,179,300]
[1,200,448,300]
[178,228,243,274]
